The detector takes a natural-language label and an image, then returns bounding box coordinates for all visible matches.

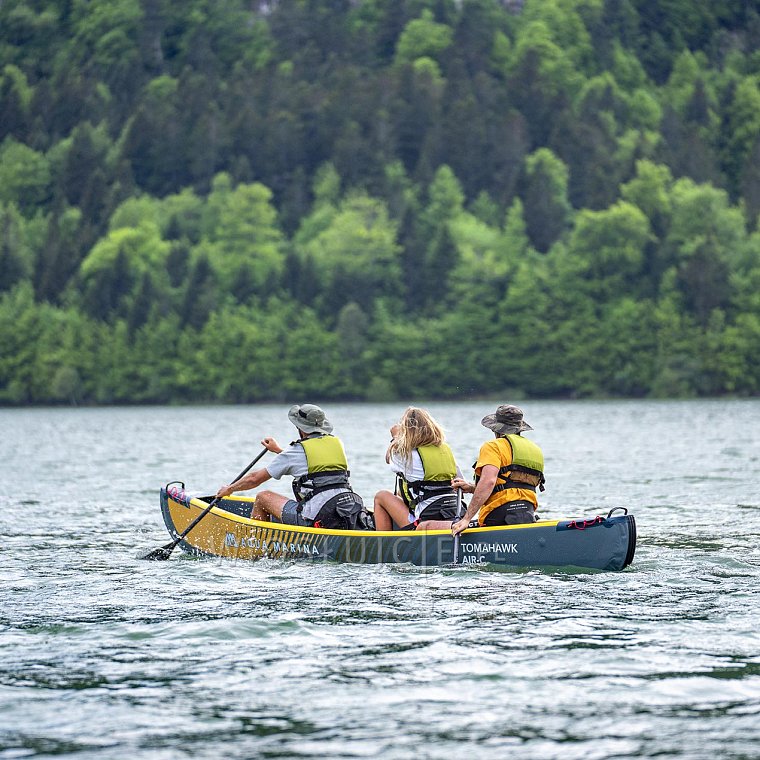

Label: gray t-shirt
[265,436,348,521]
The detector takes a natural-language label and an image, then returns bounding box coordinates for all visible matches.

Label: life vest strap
[411,479,454,492]
[496,464,546,492]
[493,480,537,493]
[395,474,411,506]
[294,470,351,503]
[406,479,454,504]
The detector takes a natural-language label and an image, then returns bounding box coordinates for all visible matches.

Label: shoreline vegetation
[2,1,760,405]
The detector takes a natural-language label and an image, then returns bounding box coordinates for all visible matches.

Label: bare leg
[415,519,455,531]
[252,490,289,522]
[373,490,412,531]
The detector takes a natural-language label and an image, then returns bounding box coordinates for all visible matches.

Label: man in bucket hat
[451,405,545,535]
[216,404,369,530]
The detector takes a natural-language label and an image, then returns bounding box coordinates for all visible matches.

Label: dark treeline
[1,0,760,404]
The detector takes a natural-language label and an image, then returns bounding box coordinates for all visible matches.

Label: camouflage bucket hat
[288,403,334,435]
[481,404,533,435]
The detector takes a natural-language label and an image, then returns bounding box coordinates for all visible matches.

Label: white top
[266,436,347,521]
[388,449,463,519]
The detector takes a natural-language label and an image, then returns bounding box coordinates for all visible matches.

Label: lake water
[1,400,759,759]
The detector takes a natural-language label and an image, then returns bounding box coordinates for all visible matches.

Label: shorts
[281,499,313,527]
[482,501,537,527]
[398,498,460,530]
[418,493,460,522]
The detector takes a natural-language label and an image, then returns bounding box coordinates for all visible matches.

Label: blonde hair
[390,407,445,463]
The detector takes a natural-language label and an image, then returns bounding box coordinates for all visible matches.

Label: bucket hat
[481,404,533,435]
[288,403,334,434]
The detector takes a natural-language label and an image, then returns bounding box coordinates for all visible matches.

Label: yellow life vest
[477,434,545,523]
[293,435,350,501]
[300,434,348,472]
[398,443,456,508]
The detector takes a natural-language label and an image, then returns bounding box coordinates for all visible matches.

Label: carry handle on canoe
[452,487,463,565]
[142,447,268,561]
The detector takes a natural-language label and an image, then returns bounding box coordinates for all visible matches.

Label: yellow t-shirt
[475,438,538,525]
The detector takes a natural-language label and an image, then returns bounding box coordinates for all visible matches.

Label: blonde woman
[373,407,463,531]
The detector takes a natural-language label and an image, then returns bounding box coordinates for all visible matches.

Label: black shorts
[482,501,537,526]
[281,499,313,527]
[418,494,460,522]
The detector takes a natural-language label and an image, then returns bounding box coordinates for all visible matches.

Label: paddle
[451,487,463,565]
[142,447,268,561]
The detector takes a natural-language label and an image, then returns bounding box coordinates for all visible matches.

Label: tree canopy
[1,0,759,403]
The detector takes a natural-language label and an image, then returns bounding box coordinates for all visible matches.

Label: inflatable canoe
[158,484,636,571]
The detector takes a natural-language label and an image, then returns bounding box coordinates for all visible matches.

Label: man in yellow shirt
[452,405,545,536]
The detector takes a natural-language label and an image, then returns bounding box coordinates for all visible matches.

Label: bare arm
[385,425,401,464]
[214,437,284,498]
[451,465,498,535]
[385,424,401,464]
[216,467,272,498]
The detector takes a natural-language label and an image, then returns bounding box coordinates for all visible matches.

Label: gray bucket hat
[288,403,334,435]
[481,404,533,435]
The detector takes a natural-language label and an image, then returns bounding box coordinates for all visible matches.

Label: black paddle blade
[140,540,178,561]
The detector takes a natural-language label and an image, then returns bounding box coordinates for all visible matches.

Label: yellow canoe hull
[159,487,636,570]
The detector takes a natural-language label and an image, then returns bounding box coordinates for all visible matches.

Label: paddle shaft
[176,447,268,541]
[452,487,463,564]
[145,447,267,560]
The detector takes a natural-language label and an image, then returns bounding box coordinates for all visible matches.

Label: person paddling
[451,405,545,536]
[216,404,367,530]
[373,407,463,531]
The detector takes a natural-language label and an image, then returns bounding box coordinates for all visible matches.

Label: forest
[1,0,760,403]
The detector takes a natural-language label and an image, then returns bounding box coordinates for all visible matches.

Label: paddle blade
[140,540,178,561]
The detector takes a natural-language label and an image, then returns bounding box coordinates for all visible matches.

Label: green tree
[34,206,84,303]
[335,301,370,396]
[521,148,571,253]
[566,201,651,299]
[0,139,51,211]
[620,159,673,239]
[0,203,33,293]
[409,165,465,309]
[557,72,658,210]
[650,272,702,397]
[656,52,722,187]
[0,64,32,141]
[507,20,580,145]
[121,76,185,195]
[740,136,760,229]
[664,179,747,325]
[394,10,453,65]
[56,121,116,226]
[0,283,42,402]
[297,192,402,316]
[180,253,218,330]
[392,56,446,176]
[448,210,504,301]
[521,0,599,74]
[200,177,284,302]
[595,297,657,396]
[69,0,143,100]
[723,75,760,197]
[78,220,170,320]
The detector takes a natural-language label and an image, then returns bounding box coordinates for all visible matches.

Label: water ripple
[2,401,760,758]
